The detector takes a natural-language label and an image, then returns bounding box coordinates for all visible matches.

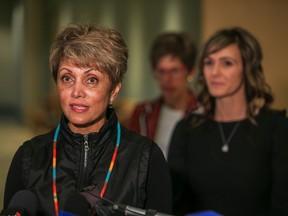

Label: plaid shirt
[126,90,198,140]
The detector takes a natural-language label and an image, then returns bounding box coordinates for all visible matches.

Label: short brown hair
[49,23,128,90]
[150,32,197,71]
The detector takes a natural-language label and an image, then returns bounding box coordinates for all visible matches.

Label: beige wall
[202,0,288,110]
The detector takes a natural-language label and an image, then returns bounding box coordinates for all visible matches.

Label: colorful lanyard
[52,121,121,216]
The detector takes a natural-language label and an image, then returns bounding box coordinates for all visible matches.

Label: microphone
[112,204,174,216]
[60,193,91,216]
[81,186,174,216]
[186,210,223,216]
[0,190,38,216]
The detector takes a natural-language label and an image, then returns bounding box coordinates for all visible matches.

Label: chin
[68,120,96,131]
[68,117,89,126]
[209,89,224,97]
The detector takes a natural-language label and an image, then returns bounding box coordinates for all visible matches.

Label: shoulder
[132,98,163,114]
[176,113,208,133]
[121,126,154,146]
[22,129,55,150]
[120,126,164,170]
[186,112,208,123]
[121,126,164,157]
[256,108,288,126]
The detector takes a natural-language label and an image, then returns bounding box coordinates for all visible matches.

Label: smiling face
[57,59,121,134]
[203,43,245,101]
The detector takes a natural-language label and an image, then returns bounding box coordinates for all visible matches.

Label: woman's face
[57,59,120,134]
[203,43,245,100]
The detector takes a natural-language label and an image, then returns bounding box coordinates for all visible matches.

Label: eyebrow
[219,57,238,63]
[58,68,96,74]
[205,56,238,63]
[84,69,95,74]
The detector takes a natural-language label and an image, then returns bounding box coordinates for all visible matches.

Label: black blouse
[168,109,288,216]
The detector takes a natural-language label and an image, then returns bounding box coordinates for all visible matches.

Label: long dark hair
[197,27,273,123]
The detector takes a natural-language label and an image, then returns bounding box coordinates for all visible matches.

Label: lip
[210,81,224,87]
[162,88,175,96]
[70,103,89,112]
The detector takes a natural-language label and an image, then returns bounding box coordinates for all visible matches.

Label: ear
[110,83,122,103]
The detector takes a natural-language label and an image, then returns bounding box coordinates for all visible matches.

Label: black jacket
[4,109,172,215]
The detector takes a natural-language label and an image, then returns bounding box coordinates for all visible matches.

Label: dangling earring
[187,75,193,83]
[108,102,113,109]
[253,97,265,115]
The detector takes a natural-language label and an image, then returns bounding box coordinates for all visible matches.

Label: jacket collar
[59,108,118,149]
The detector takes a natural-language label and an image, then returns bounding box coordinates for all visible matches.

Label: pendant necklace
[217,121,241,153]
[52,121,121,216]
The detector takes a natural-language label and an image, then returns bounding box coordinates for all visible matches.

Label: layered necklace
[52,121,121,216]
[217,121,241,153]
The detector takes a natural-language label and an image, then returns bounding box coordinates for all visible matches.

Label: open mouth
[70,104,89,112]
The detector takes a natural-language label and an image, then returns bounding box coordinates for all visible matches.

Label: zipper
[83,134,90,169]
[76,134,90,192]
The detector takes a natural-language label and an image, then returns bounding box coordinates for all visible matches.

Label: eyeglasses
[153,67,188,79]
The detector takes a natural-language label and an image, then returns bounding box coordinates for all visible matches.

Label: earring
[108,102,113,109]
[254,97,265,108]
[187,75,193,83]
[253,97,265,115]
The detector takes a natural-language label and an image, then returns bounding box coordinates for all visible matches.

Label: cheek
[178,75,188,83]
[57,87,69,102]
[230,70,243,85]
[203,71,210,82]
[87,90,109,103]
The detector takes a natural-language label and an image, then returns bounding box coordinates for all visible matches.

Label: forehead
[155,55,185,68]
[207,43,241,59]
[59,58,96,70]
[57,59,110,80]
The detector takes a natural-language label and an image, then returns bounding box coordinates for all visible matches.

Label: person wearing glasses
[126,32,201,159]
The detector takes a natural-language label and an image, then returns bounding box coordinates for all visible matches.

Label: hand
[94,201,116,216]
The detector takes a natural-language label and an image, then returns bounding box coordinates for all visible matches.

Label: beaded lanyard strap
[52,121,121,216]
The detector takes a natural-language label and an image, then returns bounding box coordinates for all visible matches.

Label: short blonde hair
[49,23,128,90]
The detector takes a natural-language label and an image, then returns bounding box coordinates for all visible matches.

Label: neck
[214,81,248,122]
[215,96,247,122]
[68,118,106,134]
[165,90,190,110]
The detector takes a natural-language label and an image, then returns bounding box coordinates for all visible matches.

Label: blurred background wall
[0,0,201,128]
[1,0,288,127]
[0,0,287,210]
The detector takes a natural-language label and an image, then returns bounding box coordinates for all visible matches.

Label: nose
[71,81,85,98]
[159,70,176,84]
[161,71,173,82]
[211,62,221,76]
